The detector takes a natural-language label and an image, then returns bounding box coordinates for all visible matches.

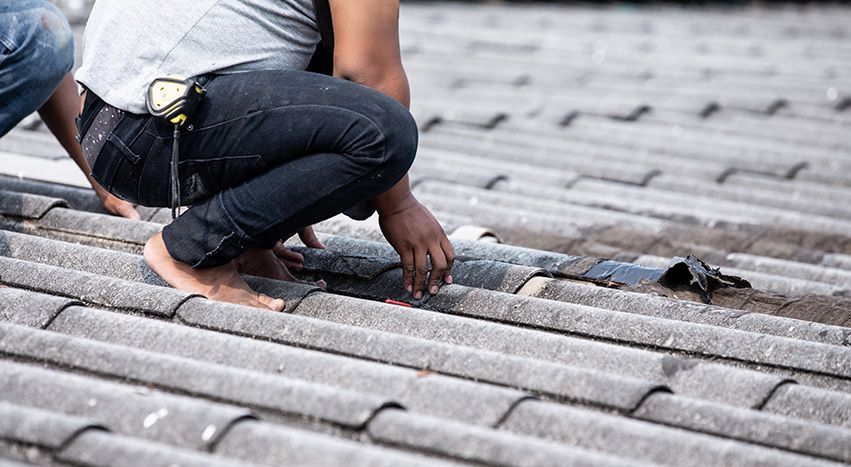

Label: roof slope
[1,1,851,466]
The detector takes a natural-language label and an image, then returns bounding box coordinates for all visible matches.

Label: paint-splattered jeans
[79,70,418,268]
[0,0,74,137]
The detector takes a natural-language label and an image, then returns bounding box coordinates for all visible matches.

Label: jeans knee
[381,100,419,174]
[27,2,74,77]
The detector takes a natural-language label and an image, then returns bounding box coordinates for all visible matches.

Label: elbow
[334,58,410,106]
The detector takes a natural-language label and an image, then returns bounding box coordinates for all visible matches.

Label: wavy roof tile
[1,1,850,465]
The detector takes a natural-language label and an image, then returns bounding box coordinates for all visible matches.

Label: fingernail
[414,291,422,300]
[430,285,438,295]
[406,284,412,292]
[446,275,453,284]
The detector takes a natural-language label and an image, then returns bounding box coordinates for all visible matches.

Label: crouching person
[75,0,455,310]
[0,0,137,218]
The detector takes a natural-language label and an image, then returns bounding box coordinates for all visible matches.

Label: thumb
[299,226,326,249]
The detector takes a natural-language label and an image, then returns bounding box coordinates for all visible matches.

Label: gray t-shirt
[76,0,321,113]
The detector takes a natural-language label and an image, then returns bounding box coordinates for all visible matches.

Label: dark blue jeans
[0,0,74,136]
[79,70,417,267]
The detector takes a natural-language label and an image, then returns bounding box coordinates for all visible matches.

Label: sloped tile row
[4,232,851,428]
[5,254,848,466]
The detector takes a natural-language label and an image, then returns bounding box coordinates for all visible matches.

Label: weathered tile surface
[1,1,850,465]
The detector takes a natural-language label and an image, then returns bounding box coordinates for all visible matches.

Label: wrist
[375,190,418,217]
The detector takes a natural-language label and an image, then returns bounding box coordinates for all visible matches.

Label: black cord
[170,125,181,220]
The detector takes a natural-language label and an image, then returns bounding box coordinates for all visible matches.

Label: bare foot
[234,248,327,288]
[144,233,285,311]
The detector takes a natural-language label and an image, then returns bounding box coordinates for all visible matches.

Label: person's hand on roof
[93,183,141,220]
[273,226,326,271]
[378,191,455,300]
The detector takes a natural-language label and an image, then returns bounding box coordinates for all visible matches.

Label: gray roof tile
[49,304,525,426]
[368,408,646,467]
[0,361,252,451]
[420,285,851,381]
[633,392,851,463]
[3,2,851,464]
[762,384,851,429]
[517,278,851,347]
[0,288,75,328]
[179,297,663,411]
[500,400,841,467]
[0,191,65,220]
[0,321,395,429]
[0,256,194,317]
[293,292,785,408]
[0,401,101,450]
[214,419,458,467]
[58,430,249,467]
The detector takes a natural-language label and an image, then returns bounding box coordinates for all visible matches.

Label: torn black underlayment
[568,255,750,304]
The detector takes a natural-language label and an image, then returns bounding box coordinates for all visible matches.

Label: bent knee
[24,3,74,77]
[380,99,419,170]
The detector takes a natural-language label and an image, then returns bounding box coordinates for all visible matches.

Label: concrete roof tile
[296,290,788,408]
[0,288,75,328]
[215,420,458,467]
[368,409,646,467]
[179,297,663,411]
[633,392,851,463]
[0,257,193,317]
[0,401,101,450]
[520,278,851,347]
[0,190,65,220]
[49,305,525,426]
[500,400,841,467]
[0,321,394,429]
[0,361,252,451]
[59,430,249,467]
[425,284,851,381]
[762,384,851,429]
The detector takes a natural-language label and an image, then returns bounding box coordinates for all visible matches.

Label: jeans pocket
[178,154,267,205]
[93,116,156,204]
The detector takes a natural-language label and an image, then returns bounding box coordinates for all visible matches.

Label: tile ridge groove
[55,424,111,455]
[753,379,798,412]
[627,386,676,415]
[0,284,85,330]
[490,395,538,430]
[204,413,259,454]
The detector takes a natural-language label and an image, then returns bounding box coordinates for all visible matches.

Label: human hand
[379,199,455,299]
[93,184,140,220]
[273,226,326,271]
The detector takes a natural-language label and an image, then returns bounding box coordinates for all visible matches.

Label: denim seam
[196,104,389,164]
[191,192,260,268]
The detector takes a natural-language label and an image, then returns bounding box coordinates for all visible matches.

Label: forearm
[38,73,96,182]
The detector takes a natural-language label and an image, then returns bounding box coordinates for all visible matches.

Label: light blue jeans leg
[0,0,74,137]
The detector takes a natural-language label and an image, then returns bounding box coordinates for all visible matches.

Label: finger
[299,226,326,249]
[400,250,415,294]
[441,238,456,284]
[413,248,429,300]
[427,246,448,295]
[273,243,304,270]
[118,202,141,221]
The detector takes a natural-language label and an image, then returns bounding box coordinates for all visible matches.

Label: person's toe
[258,294,286,311]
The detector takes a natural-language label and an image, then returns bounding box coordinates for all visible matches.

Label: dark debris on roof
[1,1,851,466]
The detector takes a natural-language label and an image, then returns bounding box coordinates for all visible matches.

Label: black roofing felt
[1,1,851,466]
